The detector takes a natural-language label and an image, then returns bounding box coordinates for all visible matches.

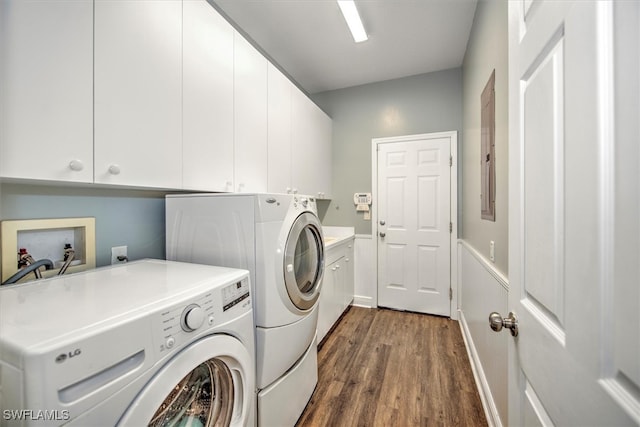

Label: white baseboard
[352,295,373,308]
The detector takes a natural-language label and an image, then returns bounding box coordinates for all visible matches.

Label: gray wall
[461,0,508,274]
[0,183,167,275]
[459,1,509,423]
[312,69,463,235]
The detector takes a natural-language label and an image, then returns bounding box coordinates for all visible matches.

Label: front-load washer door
[149,358,233,427]
[118,335,254,427]
[283,212,324,311]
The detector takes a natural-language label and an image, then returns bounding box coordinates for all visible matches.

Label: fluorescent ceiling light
[337,0,368,43]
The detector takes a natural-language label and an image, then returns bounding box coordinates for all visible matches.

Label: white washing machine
[0,259,255,427]
[166,193,324,427]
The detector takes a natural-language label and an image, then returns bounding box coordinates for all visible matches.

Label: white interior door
[376,133,452,316]
[506,1,640,425]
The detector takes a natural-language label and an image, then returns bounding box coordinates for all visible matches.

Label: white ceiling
[211,0,478,94]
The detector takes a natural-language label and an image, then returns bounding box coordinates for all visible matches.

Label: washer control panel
[222,278,250,312]
[154,276,250,356]
[293,195,316,211]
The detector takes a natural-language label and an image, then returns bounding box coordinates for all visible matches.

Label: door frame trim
[371,131,459,319]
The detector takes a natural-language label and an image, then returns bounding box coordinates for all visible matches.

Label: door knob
[380,220,386,226]
[379,232,386,238]
[489,311,519,337]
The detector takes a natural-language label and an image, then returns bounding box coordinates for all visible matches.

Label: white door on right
[507,1,639,425]
[376,133,452,316]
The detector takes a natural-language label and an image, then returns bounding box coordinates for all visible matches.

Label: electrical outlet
[111,246,128,265]
[489,241,495,262]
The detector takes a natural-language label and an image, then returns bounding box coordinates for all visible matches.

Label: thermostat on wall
[353,193,371,210]
[353,193,372,220]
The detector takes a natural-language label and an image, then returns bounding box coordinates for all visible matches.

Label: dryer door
[118,335,254,427]
[283,212,324,310]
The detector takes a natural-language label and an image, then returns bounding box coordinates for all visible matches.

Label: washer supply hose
[58,246,76,276]
[1,259,54,286]
[19,252,43,279]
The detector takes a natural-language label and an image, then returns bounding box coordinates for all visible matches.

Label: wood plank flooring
[296,307,488,427]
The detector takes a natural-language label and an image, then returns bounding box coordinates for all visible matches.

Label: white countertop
[323,226,355,249]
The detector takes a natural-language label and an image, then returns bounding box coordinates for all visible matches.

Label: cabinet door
[183,0,234,192]
[333,258,346,327]
[267,64,293,194]
[314,106,333,199]
[94,0,182,188]
[344,241,355,307]
[234,33,267,193]
[0,0,93,182]
[292,89,333,198]
[318,258,338,343]
[291,88,314,196]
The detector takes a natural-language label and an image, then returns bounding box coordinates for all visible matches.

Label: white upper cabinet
[267,64,294,194]
[234,32,268,193]
[183,0,234,192]
[1,0,331,194]
[313,103,333,199]
[291,88,333,199]
[94,0,182,189]
[269,67,333,198]
[0,0,93,182]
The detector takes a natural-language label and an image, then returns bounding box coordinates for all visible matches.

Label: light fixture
[337,0,368,43]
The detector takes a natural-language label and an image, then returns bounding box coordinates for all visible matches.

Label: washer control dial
[181,304,205,332]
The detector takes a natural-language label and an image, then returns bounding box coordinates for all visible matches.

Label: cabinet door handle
[108,164,121,175]
[68,160,84,172]
[345,258,350,262]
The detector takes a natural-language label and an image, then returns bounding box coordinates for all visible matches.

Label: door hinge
[449,222,452,233]
[449,155,453,167]
[449,288,453,300]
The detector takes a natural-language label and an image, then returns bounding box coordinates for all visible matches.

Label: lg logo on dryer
[55,349,81,363]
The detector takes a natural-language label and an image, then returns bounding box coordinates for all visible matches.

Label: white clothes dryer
[0,260,255,427]
[166,193,325,427]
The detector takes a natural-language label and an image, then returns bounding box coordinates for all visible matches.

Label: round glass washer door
[149,358,233,427]
[283,212,324,311]
[118,335,253,427]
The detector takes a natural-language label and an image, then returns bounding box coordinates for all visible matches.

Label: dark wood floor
[296,307,488,427]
